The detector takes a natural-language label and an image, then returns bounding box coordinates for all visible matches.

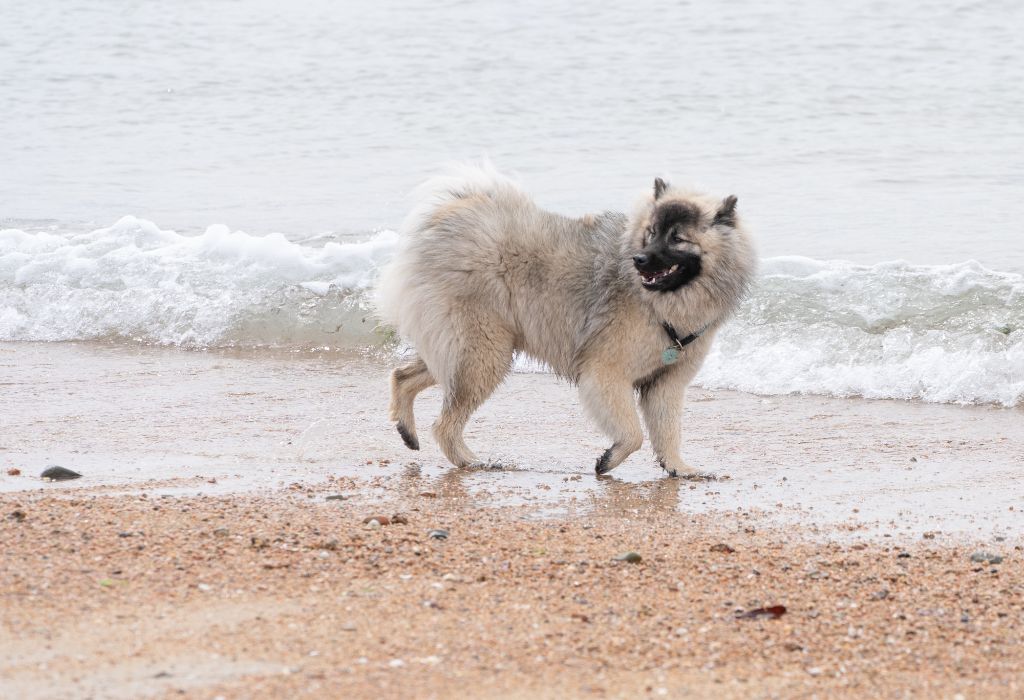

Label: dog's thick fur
[375,164,756,476]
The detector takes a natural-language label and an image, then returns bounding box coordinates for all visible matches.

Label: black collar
[661,321,710,350]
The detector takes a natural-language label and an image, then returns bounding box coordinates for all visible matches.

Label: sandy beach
[2,342,1023,698]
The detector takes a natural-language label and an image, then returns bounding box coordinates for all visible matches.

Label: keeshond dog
[375,165,756,477]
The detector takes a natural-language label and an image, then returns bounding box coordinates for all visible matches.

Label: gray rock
[613,551,643,563]
[970,551,1003,564]
[40,466,81,481]
[427,529,449,540]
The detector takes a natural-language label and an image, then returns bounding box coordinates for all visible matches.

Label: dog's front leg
[638,370,706,479]
[578,373,643,475]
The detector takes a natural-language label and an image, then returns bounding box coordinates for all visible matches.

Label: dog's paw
[679,471,719,482]
[661,460,716,481]
[396,423,419,451]
[464,458,517,471]
[595,448,615,475]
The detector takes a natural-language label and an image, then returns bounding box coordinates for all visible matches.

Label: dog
[374,165,756,477]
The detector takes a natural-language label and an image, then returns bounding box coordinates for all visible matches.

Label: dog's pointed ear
[715,195,738,226]
[653,177,668,201]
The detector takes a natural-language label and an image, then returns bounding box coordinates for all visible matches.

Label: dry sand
[2,484,1022,699]
[2,342,1023,698]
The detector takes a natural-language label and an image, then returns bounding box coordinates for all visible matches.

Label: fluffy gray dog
[375,165,756,477]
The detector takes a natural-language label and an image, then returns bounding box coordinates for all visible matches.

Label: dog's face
[630,178,738,293]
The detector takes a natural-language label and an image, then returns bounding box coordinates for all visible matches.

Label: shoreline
[2,341,1023,541]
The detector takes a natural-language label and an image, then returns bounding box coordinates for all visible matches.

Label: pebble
[325,494,348,501]
[428,529,449,540]
[366,519,382,530]
[391,513,410,525]
[970,551,1003,564]
[709,543,735,553]
[9,510,26,522]
[419,491,438,498]
[213,528,230,537]
[613,552,642,563]
[40,466,82,481]
[6,468,21,476]
[363,515,391,526]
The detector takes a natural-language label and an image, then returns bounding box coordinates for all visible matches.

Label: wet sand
[2,341,1024,698]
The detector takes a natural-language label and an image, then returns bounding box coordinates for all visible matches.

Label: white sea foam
[0,217,397,348]
[699,257,1024,406]
[1,219,1022,406]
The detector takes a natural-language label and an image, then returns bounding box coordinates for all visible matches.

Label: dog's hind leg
[432,328,514,468]
[389,356,436,450]
[578,370,644,475]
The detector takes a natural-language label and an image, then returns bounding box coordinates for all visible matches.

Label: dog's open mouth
[639,264,679,287]
[635,253,701,292]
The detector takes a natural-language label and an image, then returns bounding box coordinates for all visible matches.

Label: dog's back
[375,165,622,378]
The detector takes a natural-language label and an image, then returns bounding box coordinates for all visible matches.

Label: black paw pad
[595,448,614,475]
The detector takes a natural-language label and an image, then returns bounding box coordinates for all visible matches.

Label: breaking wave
[1,217,1021,406]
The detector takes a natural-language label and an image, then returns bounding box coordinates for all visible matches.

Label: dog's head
[628,178,740,293]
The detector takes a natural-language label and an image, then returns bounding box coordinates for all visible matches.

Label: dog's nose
[632,254,649,267]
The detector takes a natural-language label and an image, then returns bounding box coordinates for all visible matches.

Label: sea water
[2,0,1022,405]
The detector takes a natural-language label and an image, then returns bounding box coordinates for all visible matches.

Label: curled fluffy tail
[373,161,524,330]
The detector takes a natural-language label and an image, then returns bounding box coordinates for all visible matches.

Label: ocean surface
[2,0,1022,406]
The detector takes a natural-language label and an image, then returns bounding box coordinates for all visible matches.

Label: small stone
[9,510,26,522]
[419,491,438,498]
[709,543,735,553]
[325,494,348,501]
[366,519,382,530]
[117,531,134,538]
[363,515,390,526]
[391,513,410,525]
[197,583,212,592]
[897,552,911,559]
[427,529,449,540]
[806,666,823,677]
[970,551,1003,565]
[613,552,642,563]
[40,466,81,481]
[871,589,890,601]
[213,528,230,537]
[6,468,21,476]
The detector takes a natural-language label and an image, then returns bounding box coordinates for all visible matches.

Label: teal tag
[662,347,679,365]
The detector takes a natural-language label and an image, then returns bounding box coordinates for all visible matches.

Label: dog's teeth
[669,265,678,272]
